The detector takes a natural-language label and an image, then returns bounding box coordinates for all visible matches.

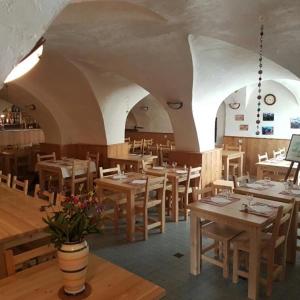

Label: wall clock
[229,102,240,110]
[264,94,276,106]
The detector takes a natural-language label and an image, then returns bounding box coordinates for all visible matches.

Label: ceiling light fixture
[167,100,183,110]
[4,37,45,83]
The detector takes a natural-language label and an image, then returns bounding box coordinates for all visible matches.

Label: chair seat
[166,184,192,194]
[229,163,239,168]
[231,231,272,253]
[135,199,162,209]
[202,222,242,241]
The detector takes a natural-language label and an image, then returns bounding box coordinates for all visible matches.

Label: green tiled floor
[88,221,300,300]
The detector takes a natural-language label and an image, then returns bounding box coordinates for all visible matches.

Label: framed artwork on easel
[286,134,300,162]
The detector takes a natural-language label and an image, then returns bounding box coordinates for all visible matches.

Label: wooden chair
[143,139,153,154]
[224,144,242,176]
[233,172,250,188]
[232,202,294,296]
[86,151,100,178]
[142,159,155,171]
[279,147,286,156]
[124,137,130,143]
[192,186,215,202]
[258,152,269,162]
[99,165,127,232]
[4,244,56,276]
[158,144,174,165]
[37,152,56,162]
[212,179,234,194]
[68,160,91,195]
[132,139,143,154]
[273,149,281,159]
[34,184,55,205]
[12,176,28,195]
[135,174,167,240]
[0,170,11,187]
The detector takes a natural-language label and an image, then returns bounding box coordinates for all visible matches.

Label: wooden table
[189,194,291,300]
[145,167,191,223]
[256,158,298,181]
[222,150,244,180]
[234,180,299,264]
[0,254,165,299]
[95,172,157,242]
[108,154,158,172]
[0,185,50,278]
[36,158,96,191]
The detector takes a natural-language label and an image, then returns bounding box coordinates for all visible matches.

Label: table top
[108,154,158,162]
[36,159,96,178]
[256,158,297,168]
[0,254,165,300]
[234,180,300,203]
[188,193,292,228]
[145,166,189,179]
[95,172,157,192]
[0,185,49,244]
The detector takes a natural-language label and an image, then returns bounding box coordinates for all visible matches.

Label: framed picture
[239,124,248,131]
[235,114,244,121]
[263,113,274,121]
[262,126,274,135]
[290,117,300,129]
[286,134,300,162]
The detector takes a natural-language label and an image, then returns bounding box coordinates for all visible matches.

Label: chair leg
[232,244,239,284]
[222,241,229,278]
[184,195,189,221]
[113,203,120,234]
[266,253,274,297]
[144,208,148,240]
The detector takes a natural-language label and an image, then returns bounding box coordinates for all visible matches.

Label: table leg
[238,154,243,177]
[38,170,45,190]
[248,227,261,300]
[171,178,179,223]
[257,166,263,180]
[224,158,229,180]
[126,191,135,242]
[287,201,297,264]
[0,243,6,278]
[190,212,201,275]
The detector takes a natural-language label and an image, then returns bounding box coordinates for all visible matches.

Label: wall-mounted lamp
[167,100,183,110]
[140,106,149,111]
[24,104,36,111]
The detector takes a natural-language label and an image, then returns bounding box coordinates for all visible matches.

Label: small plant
[43,191,102,248]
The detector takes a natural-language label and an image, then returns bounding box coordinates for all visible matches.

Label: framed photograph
[286,134,300,162]
[235,114,244,121]
[239,124,248,131]
[263,113,274,121]
[262,126,274,135]
[290,117,300,129]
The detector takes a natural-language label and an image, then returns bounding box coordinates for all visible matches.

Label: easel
[284,161,300,184]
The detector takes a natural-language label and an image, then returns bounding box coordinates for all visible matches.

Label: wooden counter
[0,129,44,146]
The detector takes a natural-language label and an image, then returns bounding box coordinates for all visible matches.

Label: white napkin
[246,183,264,189]
[249,205,272,213]
[176,170,188,174]
[131,179,146,184]
[152,166,165,170]
[210,197,231,204]
[290,189,300,195]
[112,174,127,180]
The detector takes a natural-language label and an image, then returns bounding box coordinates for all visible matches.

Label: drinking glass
[263,176,271,185]
[246,194,254,207]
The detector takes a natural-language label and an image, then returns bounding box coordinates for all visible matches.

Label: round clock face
[264,94,276,105]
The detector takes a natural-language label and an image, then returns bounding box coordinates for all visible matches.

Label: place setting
[200,191,241,207]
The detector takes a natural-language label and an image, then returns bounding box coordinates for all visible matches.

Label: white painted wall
[224,80,300,139]
[128,95,173,133]
[216,102,225,145]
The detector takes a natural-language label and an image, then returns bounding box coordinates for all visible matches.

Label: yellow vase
[57,240,89,295]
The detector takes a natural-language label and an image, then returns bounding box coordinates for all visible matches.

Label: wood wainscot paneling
[125,131,174,145]
[0,129,44,147]
[169,148,222,188]
[223,136,290,176]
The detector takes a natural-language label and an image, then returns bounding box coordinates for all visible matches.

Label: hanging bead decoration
[256,24,264,135]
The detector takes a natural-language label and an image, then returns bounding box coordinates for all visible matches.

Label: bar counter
[0,128,44,146]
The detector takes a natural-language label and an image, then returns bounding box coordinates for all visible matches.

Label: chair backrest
[224,144,242,151]
[12,176,28,195]
[192,186,215,202]
[258,152,268,162]
[269,201,294,251]
[133,139,143,153]
[233,172,250,188]
[99,164,121,178]
[86,151,100,175]
[37,152,56,162]
[34,184,55,205]
[159,144,173,165]
[0,170,11,187]
[124,137,130,143]
[142,159,154,171]
[279,147,286,156]
[189,166,202,189]
[71,159,91,195]
[4,244,56,275]
[144,174,167,206]
[273,150,281,159]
